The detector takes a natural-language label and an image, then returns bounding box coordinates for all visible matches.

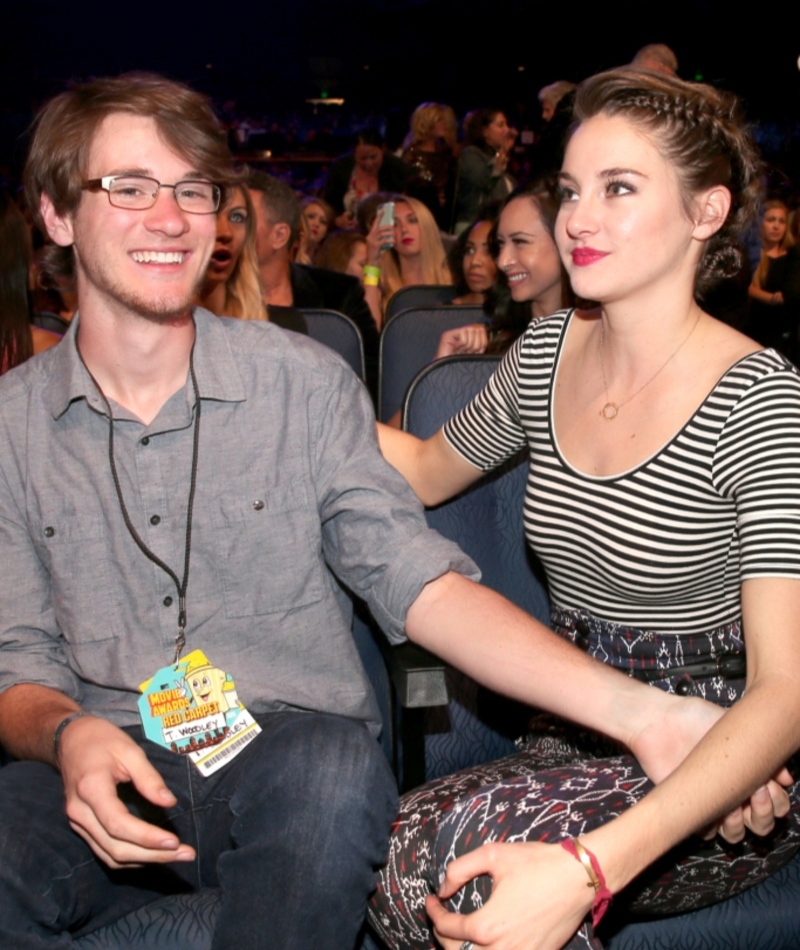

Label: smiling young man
[0,73,782,950]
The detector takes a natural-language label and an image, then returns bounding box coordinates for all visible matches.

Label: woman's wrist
[363,264,381,287]
[560,838,613,927]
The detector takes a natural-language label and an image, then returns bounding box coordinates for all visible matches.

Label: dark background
[2,0,799,172]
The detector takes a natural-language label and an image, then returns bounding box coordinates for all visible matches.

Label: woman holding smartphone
[363,196,451,328]
[371,68,800,950]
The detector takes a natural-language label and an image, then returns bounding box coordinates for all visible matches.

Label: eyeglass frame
[81,175,223,214]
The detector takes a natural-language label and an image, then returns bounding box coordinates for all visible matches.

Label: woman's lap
[368,728,800,950]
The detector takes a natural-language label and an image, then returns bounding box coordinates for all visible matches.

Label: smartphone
[377,201,395,250]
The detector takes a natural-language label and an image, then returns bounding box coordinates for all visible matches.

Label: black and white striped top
[444,310,800,635]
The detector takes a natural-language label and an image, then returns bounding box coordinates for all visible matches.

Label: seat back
[384,284,457,323]
[378,305,486,422]
[301,308,365,380]
[402,355,549,777]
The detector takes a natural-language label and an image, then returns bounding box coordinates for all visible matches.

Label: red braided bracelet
[560,837,613,927]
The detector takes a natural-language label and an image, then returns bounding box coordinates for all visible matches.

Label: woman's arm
[376,424,483,506]
[748,281,784,305]
[427,576,800,950]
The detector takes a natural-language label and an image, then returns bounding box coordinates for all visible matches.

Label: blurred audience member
[401,102,458,230]
[631,43,679,76]
[364,196,451,327]
[294,196,335,265]
[324,130,407,229]
[198,183,264,321]
[0,192,60,374]
[452,109,517,234]
[537,81,577,123]
[748,199,795,359]
[315,231,368,282]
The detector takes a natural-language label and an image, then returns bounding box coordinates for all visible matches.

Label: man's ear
[40,194,75,247]
[270,221,292,252]
[692,185,732,241]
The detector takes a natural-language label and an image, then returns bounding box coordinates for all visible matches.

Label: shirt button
[150,515,161,526]
[252,500,265,511]
[141,436,150,446]
[575,620,591,636]
[675,680,693,696]
[163,596,173,607]
[44,526,56,538]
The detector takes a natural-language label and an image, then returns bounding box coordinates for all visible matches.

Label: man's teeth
[132,251,185,263]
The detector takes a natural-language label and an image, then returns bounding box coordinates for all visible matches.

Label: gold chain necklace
[598,312,701,421]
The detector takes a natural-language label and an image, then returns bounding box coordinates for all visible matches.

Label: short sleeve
[443,333,529,472]
[714,363,800,578]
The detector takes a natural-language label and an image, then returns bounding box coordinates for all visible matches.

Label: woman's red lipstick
[572,248,609,266]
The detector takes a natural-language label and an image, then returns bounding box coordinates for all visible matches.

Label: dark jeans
[0,711,397,950]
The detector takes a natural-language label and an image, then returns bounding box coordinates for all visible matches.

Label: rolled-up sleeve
[310,361,480,644]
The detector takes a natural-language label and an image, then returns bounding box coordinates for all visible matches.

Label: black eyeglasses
[81,175,221,214]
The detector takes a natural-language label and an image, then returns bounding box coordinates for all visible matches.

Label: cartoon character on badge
[183,652,240,715]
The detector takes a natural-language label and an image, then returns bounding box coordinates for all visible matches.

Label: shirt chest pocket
[208,477,326,618]
[33,513,124,645]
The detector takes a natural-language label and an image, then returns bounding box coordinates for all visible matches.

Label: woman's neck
[198,280,228,317]
[531,282,564,320]
[400,255,425,287]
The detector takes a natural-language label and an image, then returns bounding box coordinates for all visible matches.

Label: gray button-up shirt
[0,310,477,729]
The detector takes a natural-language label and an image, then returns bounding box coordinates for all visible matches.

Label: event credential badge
[138,649,261,776]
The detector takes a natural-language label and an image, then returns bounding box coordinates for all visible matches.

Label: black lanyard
[78,342,201,665]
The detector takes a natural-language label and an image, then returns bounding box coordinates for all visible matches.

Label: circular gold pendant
[602,402,619,421]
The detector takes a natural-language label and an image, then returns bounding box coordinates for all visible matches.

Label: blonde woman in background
[363,195,452,328]
[402,102,458,230]
[198,183,264,321]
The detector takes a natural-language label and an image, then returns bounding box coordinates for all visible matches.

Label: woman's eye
[229,211,247,224]
[465,246,476,256]
[607,179,634,197]
[557,186,577,203]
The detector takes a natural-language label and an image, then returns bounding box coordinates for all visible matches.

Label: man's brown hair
[25,72,236,279]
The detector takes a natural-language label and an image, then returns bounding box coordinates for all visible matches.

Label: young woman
[315,230,368,282]
[198,184,264,321]
[748,199,794,357]
[364,195,451,328]
[324,130,408,230]
[436,181,572,360]
[294,196,335,265]
[371,68,800,950]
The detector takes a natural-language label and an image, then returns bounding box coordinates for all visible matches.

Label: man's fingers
[67,787,195,867]
[67,758,190,866]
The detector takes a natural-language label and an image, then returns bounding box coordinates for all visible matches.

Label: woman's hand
[426,841,592,950]
[335,210,355,229]
[626,691,792,840]
[435,325,490,359]
[365,213,394,266]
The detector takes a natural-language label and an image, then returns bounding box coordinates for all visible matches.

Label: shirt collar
[44,307,247,420]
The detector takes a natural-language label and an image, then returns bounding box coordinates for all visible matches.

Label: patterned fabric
[368,609,800,950]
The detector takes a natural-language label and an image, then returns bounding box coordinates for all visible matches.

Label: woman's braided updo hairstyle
[570,68,762,298]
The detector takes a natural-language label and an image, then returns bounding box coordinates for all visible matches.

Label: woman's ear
[40,194,75,247]
[692,185,732,241]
